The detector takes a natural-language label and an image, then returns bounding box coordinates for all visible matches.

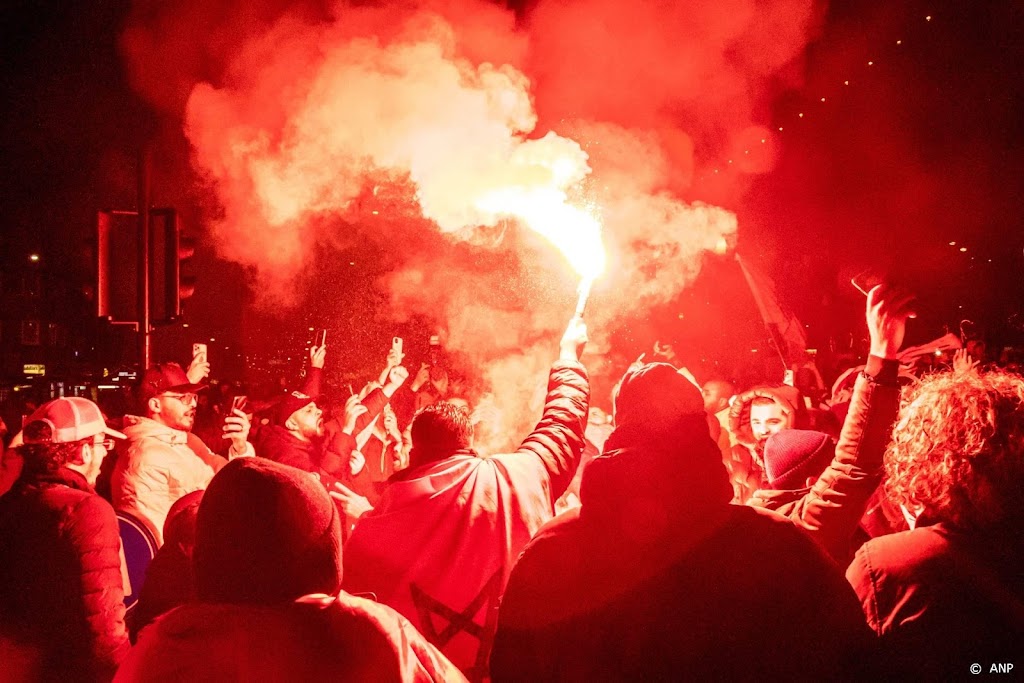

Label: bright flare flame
[476,187,606,281]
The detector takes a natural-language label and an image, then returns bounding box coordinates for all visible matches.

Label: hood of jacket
[727,385,807,448]
[579,413,733,547]
[122,414,189,445]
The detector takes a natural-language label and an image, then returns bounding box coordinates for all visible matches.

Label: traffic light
[96,208,196,326]
[149,208,196,325]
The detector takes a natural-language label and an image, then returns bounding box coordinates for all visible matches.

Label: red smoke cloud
[121,0,825,448]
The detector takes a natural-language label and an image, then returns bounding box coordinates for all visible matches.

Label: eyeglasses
[161,393,198,405]
[92,438,115,450]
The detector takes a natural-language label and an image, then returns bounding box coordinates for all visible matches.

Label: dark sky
[1,0,1022,386]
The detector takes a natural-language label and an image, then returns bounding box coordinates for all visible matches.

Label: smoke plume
[122,0,825,449]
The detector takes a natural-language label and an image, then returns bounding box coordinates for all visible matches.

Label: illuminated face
[82,437,114,486]
[750,402,788,442]
[288,402,324,441]
[152,392,198,432]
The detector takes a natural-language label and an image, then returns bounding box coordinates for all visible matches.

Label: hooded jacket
[724,385,808,502]
[111,415,252,544]
[343,360,589,681]
[0,467,129,682]
[748,356,901,563]
[491,377,875,682]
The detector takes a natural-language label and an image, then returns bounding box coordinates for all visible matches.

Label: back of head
[194,458,342,605]
[409,401,473,468]
[885,369,1024,528]
[583,364,731,534]
[613,363,706,436]
[17,421,85,477]
[763,430,836,490]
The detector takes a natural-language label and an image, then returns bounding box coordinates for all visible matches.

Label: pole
[137,147,151,371]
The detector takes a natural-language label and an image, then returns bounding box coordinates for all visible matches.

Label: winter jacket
[747,356,901,563]
[847,521,1024,679]
[0,467,129,682]
[256,425,327,475]
[114,594,466,682]
[724,385,806,502]
[491,413,876,682]
[343,360,589,681]
[111,415,252,544]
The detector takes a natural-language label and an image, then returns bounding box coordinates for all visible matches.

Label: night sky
[2,0,1022,393]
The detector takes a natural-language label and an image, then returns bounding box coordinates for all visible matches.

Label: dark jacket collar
[16,466,94,494]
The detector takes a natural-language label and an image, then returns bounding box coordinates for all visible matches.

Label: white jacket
[111,416,252,544]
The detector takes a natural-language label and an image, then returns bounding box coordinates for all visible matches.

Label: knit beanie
[763,429,836,490]
[194,458,342,605]
[613,363,706,432]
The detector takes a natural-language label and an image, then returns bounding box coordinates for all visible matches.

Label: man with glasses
[112,362,253,544]
[0,397,130,681]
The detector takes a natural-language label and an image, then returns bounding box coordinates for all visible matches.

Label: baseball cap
[139,362,208,401]
[25,397,126,444]
[273,391,315,426]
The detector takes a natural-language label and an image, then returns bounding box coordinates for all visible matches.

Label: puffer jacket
[0,467,129,682]
[115,594,466,682]
[490,414,876,681]
[747,356,901,563]
[112,415,252,544]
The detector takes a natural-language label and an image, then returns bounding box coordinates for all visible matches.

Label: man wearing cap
[255,390,335,480]
[112,362,253,544]
[0,397,129,681]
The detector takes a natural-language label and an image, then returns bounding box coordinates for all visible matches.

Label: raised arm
[793,285,913,561]
[506,317,590,501]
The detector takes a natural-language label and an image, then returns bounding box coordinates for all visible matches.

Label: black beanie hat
[194,458,342,605]
[764,429,836,490]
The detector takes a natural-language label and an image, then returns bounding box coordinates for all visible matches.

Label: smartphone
[193,343,208,361]
[392,336,403,355]
[319,329,327,347]
[231,395,248,413]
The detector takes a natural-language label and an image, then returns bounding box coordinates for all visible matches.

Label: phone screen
[231,395,248,413]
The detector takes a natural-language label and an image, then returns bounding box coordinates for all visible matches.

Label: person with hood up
[335,315,590,681]
[111,362,253,544]
[0,398,129,682]
[726,382,808,503]
[115,457,464,682]
[490,362,876,681]
[746,285,911,562]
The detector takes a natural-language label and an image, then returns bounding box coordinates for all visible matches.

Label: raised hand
[343,395,368,435]
[866,285,916,359]
[559,316,589,361]
[309,343,327,370]
[952,348,980,375]
[330,481,373,519]
[186,355,211,384]
[222,407,251,454]
[387,365,410,388]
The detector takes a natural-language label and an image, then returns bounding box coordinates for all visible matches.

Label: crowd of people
[0,284,1021,681]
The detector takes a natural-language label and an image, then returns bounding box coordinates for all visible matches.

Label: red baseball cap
[139,362,208,401]
[25,397,126,444]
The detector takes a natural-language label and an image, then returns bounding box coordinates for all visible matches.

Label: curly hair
[16,420,88,477]
[884,369,1024,528]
